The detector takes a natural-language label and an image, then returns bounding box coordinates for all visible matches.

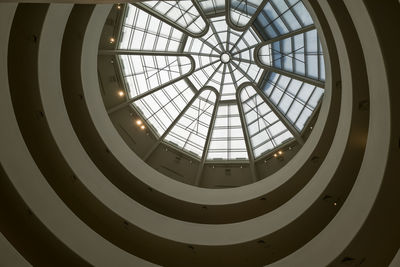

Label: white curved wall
[0,0,398,266]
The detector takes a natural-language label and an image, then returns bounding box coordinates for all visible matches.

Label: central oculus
[220,52,231,63]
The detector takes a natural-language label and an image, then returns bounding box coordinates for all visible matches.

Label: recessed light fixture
[278,150,283,155]
[109,37,115,43]
[117,4,121,9]
[118,90,124,97]
[140,125,146,130]
[136,120,142,126]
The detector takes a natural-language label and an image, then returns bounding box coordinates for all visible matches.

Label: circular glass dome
[109,0,326,184]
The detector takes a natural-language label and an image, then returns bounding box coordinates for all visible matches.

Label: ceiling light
[109,37,115,43]
[136,120,142,126]
[118,90,124,97]
[140,125,145,130]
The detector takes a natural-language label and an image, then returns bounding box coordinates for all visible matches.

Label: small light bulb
[333,202,337,206]
[117,4,121,9]
[136,120,142,126]
[273,153,278,158]
[110,37,115,43]
[118,90,124,97]
[140,125,145,130]
[278,150,283,155]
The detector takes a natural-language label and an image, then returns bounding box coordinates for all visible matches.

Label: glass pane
[138,1,207,35]
[165,90,217,157]
[240,85,293,158]
[261,73,324,131]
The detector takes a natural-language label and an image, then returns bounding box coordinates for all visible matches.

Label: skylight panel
[261,72,324,131]
[119,4,183,51]
[137,1,208,36]
[240,85,293,157]
[197,0,225,15]
[207,104,248,160]
[257,29,325,82]
[229,0,263,28]
[255,0,313,39]
[165,90,217,157]
[134,80,194,136]
[119,55,192,98]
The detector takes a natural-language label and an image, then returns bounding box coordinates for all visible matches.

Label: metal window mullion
[257,70,269,88]
[179,34,189,52]
[267,67,283,98]
[246,98,277,146]
[192,0,210,28]
[236,0,271,32]
[209,21,226,51]
[186,51,221,58]
[253,127,290,150]
[255,24,315,57]
[304,28,308,78]
[284,81,305,117]
[199,34,223,54]
[257,64,324,88]
[204,63,223,87]
[258,8,281,39]
[275,77,293,108]
[236,96,258,181]
[248,115,280,138]
[293,85,317,126]
[231,43,259,57]
[226,22,231,51]
[267,0,291,34]
[194,94,221,185]
[290,32,296,74]
[283,0,304,28]
[143,89,205,161]
[252,84,304,144]
[108,70,192,114]
[231,66,257,181]
[228,26,250,54]
[135,3,204,38]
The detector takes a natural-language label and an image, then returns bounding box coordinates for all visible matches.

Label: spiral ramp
[0,1,399,266]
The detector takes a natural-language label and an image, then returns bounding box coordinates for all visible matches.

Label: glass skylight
[240,85,293,157]
[229,0,263,28]
[115,0,325,162]
[258,29,325,81]
[165,89,217,157]
[207,103,248,160]
[136,1,208,36]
